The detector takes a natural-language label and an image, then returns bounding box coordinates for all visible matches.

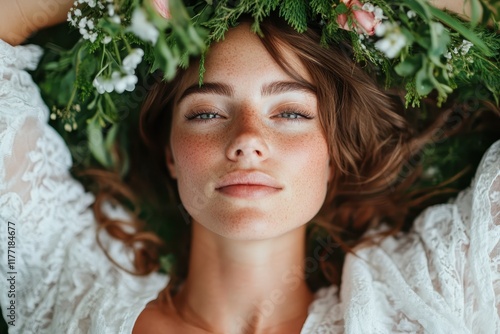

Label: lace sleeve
[0,40,167,333]
[459,139,500,329]
[340,141,500,333]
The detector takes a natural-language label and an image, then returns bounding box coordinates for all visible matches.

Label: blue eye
[277,111,314,120]
[185,111,221,121]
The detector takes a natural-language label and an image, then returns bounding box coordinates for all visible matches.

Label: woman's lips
[216,184,281,198]
[215,171,283,198]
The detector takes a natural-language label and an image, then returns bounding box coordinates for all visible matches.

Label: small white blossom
[78,17,87,28]
[93,70,139,95]
[459,40,473,55]
[74,8,82,16]
[122,74,138,92]
[102,36,112,44]
[407,10,416,19]
[64,123,73,132]
[122,48,144,74]
[127,8,159,44]
[375,29,407,58]
[373,7,387,20]
[93,76,114,94]
[375,22,388,37]
[362,3,375,12]
[110,15,121,24]
[88,32,98,43]
[444,52,452,60]
[423,166,439,178]
[50,113,57,120]
[108,4,115,17]
[86,19,94,30]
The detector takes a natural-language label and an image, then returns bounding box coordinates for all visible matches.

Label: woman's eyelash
[276,110,314,120]
[185,110,314,121]
[185,111,221,121]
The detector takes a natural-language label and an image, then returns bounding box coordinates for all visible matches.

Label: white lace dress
[0,40,498,334]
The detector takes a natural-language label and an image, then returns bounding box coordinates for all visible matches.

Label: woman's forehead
[180,23,312,91]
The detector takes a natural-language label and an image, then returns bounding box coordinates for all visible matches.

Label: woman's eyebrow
[177,82,234,103]
[261,81,316,96]
[177,80,316,104]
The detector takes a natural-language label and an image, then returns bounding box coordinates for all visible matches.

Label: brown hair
[91,16,430,290]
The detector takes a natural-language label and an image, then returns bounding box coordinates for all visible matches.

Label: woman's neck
[171,222,314,334]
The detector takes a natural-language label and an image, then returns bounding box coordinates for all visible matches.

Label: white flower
[74,8,82,16]
[362,3,374,12]
[110,15,121,24]
[88,32,98,43]
[375,30,407,58]
[123,74,139,92]
[122,48,144,74]
[107,4,115,17]
[67,12,75,25]
[64,124,73,132]
[423,166,439,178]
[373,7,387,20]
[102,36,112,44]
[444,52,452,60]
[93,76,114,94]
[459,40,473,55]
[375,22,388,36]
[111,72,139,93]
[93,71,139,95]
[78,17,87,28]
[86,19,94,30]
[127,8,159,44]
[407,10,416,19]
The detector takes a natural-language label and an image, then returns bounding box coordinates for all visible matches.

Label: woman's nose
[225,113,269,163]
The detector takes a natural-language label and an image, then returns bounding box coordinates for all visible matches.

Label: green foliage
[279,0,309,33]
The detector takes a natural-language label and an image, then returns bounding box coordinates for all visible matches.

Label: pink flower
[151,0,170,19]
[337,0,379,35]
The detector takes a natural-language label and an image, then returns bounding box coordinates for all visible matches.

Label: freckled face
[167,24,331,240]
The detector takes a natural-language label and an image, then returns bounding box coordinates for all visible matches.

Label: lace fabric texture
[0,39,498,334]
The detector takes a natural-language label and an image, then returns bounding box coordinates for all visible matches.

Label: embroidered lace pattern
[0,39,498,333]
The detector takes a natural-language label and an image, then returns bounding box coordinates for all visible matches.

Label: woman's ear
[165,146,177,179]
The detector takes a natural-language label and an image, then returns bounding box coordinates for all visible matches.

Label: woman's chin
[193,212,303,241]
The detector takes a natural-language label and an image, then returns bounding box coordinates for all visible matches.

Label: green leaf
[428,6,493,56]
[395,55,422,76]
[87,117,111,167]
[335,3,348,15]
[415,62,434,95]
[469,0,483,27]
[405,0,432,22]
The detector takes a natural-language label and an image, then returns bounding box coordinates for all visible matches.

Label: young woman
[0,1,498,333]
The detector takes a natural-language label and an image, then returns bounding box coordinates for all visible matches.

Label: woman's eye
[185,112,221,121]
[276,111,313,120]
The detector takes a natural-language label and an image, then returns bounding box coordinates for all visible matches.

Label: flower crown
[37,0,499,169]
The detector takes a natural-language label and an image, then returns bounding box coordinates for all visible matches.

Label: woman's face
[167,23,332,240]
